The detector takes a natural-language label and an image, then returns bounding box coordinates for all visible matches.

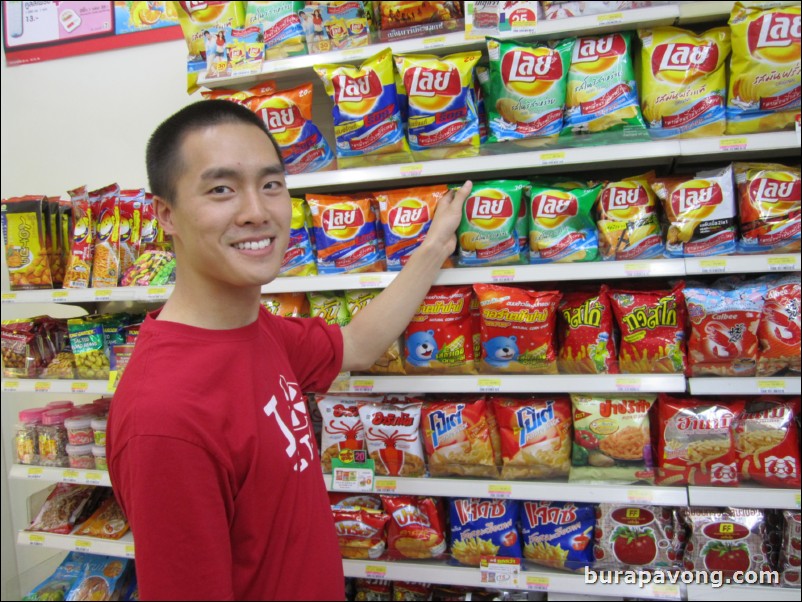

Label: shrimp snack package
[757,274,801,376]
[528,182,601,263]
[359,401,425,477]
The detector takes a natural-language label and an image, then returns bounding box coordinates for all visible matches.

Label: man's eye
[264,181,284,191]
[210,185,232,194]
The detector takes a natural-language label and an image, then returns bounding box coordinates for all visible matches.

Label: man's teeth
[234,239,273,250]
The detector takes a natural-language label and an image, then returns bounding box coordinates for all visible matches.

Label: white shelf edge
[16,530,134,559]
[687,485,801,510]
[677,1,734,24]
[685,254,801,275]
[686,583,799,602]
[2,379,111,395]
[9,465,110,487]
[678,132,800,157]
[688,377,801,396]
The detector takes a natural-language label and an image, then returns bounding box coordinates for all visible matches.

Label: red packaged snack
[27,484,97,535]
[735,398,800,489]
[780,510,801,587]
[558,286,618,374]
[317,395,368,473]
[593,504,682,570]
[332,507,390,559]
[656,395,744,486]
[328,492,382,510]
[91,184,121,288]
[354,579,392,601]
[63,186,93,289]
[757,274,801,376]
[392,581,431,601]
[610,283,688,374]
[359,402,425,477]
[381,495,447,560]
[117,189,143,283]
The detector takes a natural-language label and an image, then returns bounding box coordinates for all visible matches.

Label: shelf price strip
[27,534,45,546]
[365,564,387,579]
[125,545,135,558]
[480,557,520,587]
[488,484,512,499]
[374,478,397,493]
[525,576,549,592]
[719,137,748,152]
[768,256,798,271]
[758,380,786,394]
[699,258,727,274]
[478,378,502,393]
[3,381,20,392]
[615,378,642,393]
[26,467,43,480]
[491,268,515,283]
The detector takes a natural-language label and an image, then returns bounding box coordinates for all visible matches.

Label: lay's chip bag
[394,51,482,158]
[174,1,246,59]
[528,182,601,263]
[727,2,801,134]
[315,48,410,162]
[307,193,386,274]
[280,198,317,277]
[244,1,306,60]
[639,26,731,138]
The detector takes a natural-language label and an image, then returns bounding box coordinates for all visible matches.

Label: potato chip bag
[558,286,618,375]
[521,501,596,572]
[2,196,53,290]
[307,291,351,327]
[736,398,801,488]
[345,289,404,375]
[457,180,526,267]
[332,507,390,559]
[300,1,371,54]
[117,189,143,284]
[260,292,309,317]
[449,499,522,566]
[279,198,317,277]
[735,162,801,254]
[727,2,801,134]
[173,1,246,58]
[244,1,306,59]
[474,284,562,375]
[381,496,448,560]
[394,51,481,158]
[597,173,664,260]
[484,37,575,144]
[528,182,601,263]
[359,401,425,477]
[652,165,738,257]
[314,48,409,160]
[200,81,277,101]
[638,26,730,138]
[757,274,801,376]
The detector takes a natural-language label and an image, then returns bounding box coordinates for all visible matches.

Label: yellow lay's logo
[404,66,462,113]
[501,48,563,96]
[389,199,430,238]
[322,202,366,240]
[531,190,579,229]
[747,11,801,63]
[571,34,627,74]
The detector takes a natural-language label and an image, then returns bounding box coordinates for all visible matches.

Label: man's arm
[341,181,471,371]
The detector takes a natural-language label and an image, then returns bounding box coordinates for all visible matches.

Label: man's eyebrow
[199,164,284,181]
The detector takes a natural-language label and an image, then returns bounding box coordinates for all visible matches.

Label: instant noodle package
[449,498,522,566]
[521,501,595,572]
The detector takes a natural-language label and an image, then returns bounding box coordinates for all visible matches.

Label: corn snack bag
[307,193,385,274]
[300,1,371,55]
[315,48,409,161]
[484,37,575,144]
[457,180,526,267]
[382,495,448,560]
[173,1,245,58]
[91,184,121,289]
[474,284,562,374]
[521,501,595,572]
[736,398,801,488]
[260,292,309,317]
[394,51,481,158]
[597,172,664,260]
[638,26,730,138]
[528,182,601,263]
[117,189,143,284]
[307,291,351,327]
[279,198,317,277]
[318,396,367,472]
[2,196,53,290]
[735,162,801,254]
[558,286,618,374]
[404,285,475,374]
[359,401,425,477]
[449,498,522,566]
[245,1,306,59]
[757,274,801,376]
[727,3,801,134]
[345,289,404,374]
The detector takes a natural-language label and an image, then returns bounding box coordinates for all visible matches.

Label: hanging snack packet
[638,26,731,138]
[727,2,801,134]
[1,196,52,290]
[521,501,595,572]
[484,37,575,144]
[91,184,121,289]
[558,286,617,374]
[736,398,801,489]
[280,198,317,277]
[735,162,801,254]
[594,504,683,570]
[117,189,143,283]
[318,395,367,472]
[260,292,309,317]
[314,48,409,161]
[345,289,404,374]
[528,182,601,263]
[757,274,801,376]
[474,284,562,374]
[381,495,448,560]
[359,401,425,477]
[597,173,664,260]
[307,291,351,327]
[244,1,306,59]
[449,498,522,566]
[457,180,526,267]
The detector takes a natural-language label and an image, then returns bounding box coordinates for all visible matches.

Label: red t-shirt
[108,307,345,601]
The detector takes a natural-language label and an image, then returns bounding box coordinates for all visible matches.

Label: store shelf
[16,530,134,559]
[677,1,734,24]
[2,379,111,395]
[0,286,173,305]
[685,254,801,276]
[677,132,801,162]
[688,377,801,396]
[687,485,801,510]
[8,465,110,487]
[686,583,799,602]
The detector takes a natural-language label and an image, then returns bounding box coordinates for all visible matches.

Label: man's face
[158,122,291,294]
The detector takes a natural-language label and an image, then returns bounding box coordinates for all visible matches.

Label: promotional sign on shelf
[331,450,375,493]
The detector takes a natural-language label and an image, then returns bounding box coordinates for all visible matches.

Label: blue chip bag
[449,498,521,566]
[521,501,595,572]
[280,198,317,276]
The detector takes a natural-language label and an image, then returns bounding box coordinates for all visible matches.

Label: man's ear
[153,196,177,236]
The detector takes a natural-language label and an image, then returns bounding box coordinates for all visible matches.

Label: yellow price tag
[597,12,624,24]
[51,290,68,300]
[627,488,654,503]
[71,382,89,393]
[352,379,375,393]
[478,378,502,392]
[526,576,549,590]
[491,268,515,282]
[540,151,566,165]
[3,381,20,392]
[400,163,424,177]
[375,478,397,493]
[768,256,797,270]
[719,137,748,151]
[365,565,387,578]
[74,539,92,550]
[125,544,136,557]
[423,35,446,48]
[62,470,79,481]
[34,381,52,392]
[28,534,46,545]
[358,275,383,288]
[107,371,118,392]
[488,484,512,498]
[700,258,727,273]
[758,379,786,394]
[146,287,168,299]
[2,292,17,302]
[94,289,112,300]
[27,467,44,478]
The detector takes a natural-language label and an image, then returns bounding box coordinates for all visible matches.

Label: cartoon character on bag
[483,336,519,368]
[406,330,439,367]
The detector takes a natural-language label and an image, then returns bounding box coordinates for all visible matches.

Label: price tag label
[400,163,424,178]
[526,576,550,591]
[34,381,52,392]
[491,268,515,283]
[28,534,45,546]
[488,484,512,499]
[615,378,642,393]
[794,493,800,510]
[94,289,112,301]
[146,286,168,300]
[375,478,397,493]
[478,378,502,393]
[352,379,375,393]
[358,275,383,288]
[71,382,90,393]
[651,584,681,599]
[51,290,69,301]
[27,467,44,479]
[539,151,565,166]
[699,258,727,274]
[62,469,79,483]
[624,262,651,277]
[331,454,375,493]
[423,35,446,49]
[2,292,17,302]
[3,381,20,392]
[627,488,655,503]
[480,557,520,587]
[125,545,135,558]
[341,48,365,59]
[74,539,92,552]
[758,379,786,394]
[768,256,797,271]
[85,472,103,485]
[719,137,748,151]
[365,564,387,579]
[597,12,624,25]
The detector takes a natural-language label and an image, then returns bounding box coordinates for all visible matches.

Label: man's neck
[157,278,262,330]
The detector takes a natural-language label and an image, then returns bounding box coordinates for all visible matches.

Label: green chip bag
[307,291,351,327]
[528,183,601,263]
[344,289,404,374]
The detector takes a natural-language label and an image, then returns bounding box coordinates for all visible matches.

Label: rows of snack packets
[347,578,524,601]
[198,2,800,174]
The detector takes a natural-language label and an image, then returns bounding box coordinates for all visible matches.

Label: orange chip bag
[91,184,121,288]
[558,286,618,374]
[74,495,129,540]
[200,80,277,101]
[381,495,448,560]
[260,292,309,318]
[63,187,93,289]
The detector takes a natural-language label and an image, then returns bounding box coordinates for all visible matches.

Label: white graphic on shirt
[264,376,314,472]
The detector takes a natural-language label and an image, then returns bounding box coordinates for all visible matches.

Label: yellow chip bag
[173,1,246,59]
[639,26,731,139]
[726,2,801,134]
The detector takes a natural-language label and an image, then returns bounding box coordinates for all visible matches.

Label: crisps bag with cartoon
[474,284,562,374]
[244,1,306,60]
[757,274,801,376]
[279,197,317,277]
[245,84,336,175]
[315,48,409,161]
[449,499,522,566]
[457,180,525,267]
[484,37,574,145]
[596,173,664,261]
[563,32,648,141]
[558,286,618,374]
[394,52,481,158]
[359,401,425,477]
[528,182,600,263]
[318,396,367,473]
[345,289,404,374]
[595,504,682,570]
[735,162,801,254]
[381,496,448,560]
[652,165,738,258]
[727,3,801,134]
[638,26,731,138]
[404,286,475,374]
[610,284,688,374]
[521,501,595,572]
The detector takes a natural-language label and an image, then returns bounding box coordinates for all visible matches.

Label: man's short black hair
[146,100,284,205]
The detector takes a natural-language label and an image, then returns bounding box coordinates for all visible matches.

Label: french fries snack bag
[735,162,801,254]
[91,184,121,289]
[474,284,561,374]
[359,401,425,477]
[345,289,404,374]
[244,1,306,59]
[457,180,525,267]
[757,274,801,376]
[2,196,53,290]
[726,2,801,134]
[570,393,656,484]
[318,396,367,473]
[595,504,683,570]
[117,189,143,283]
[638,26,730,138]
[381,495,447,560]
[449,498,521,566]
[174,1,246,58]
[610,284,688,374]
[558,286,618,374]
[332,507,390,559]
[528,182,601,263]
[597,173,664,260]
[521,501,595,572]
[280,197,317,276]
[484,37,575,144]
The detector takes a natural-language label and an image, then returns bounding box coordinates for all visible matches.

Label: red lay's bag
[735,398,800,489]
[381,495,448,560]
[757,274,801,376]
[558,286,618,374]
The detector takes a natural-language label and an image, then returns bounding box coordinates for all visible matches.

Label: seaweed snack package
[174,1,246,59]
[117,189,143,284]
[493,396,572,479]
[609,284,688,374]
[735,398,800,488]
[597,173,664,260]
[376,185,446,270]
[457,180,526,267]
[245,1,306,59]
[474,284,562,374]
[308,291,351,327]
[68,318,111,380]
[345,289,404,374]
[74,495,129,540]
[394,51,481,158]
[594,504,682,570]
[332,507,390,559]
[280,197,317,276]
[684,280,766,377]
[558,286,618,374]
[301,1,371,54]
[656,395,744,486]
[261,292,309,317]
[570,393,656,483]
[27,483,96,535]
[564,32,648,139]
[246,84,336,175]
[727,2,801,135]
[307,193,385,274]
[735,162,801,254]
[65,555,130,602]
[528,182,601,263]
[757,274,801,376]
[91,184,121,288]
[381,495,447,560]
[1,195,53,290]
[521,501,595,572]
[22,552,87,602]
[318,395,367,472]
[638,26,731,138]
[314,48,409,162]
[420,397,498,478]
[780,510,802,587]
[329,491,382,510]
[359,401,425,477]
[404,286,475,374]
[449,498,522,566]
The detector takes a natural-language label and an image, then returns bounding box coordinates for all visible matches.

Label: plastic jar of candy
[64,416,94,445]
[37,409,71,467]
[14,407,47,465]
[91,418,108,447]
[92,446,107,471]
[66,444,95,469]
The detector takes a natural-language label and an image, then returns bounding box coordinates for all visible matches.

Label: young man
[107,100,470,601]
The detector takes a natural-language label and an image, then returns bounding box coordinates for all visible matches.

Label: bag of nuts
[2,319,47,378]
[67,318,110,380]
